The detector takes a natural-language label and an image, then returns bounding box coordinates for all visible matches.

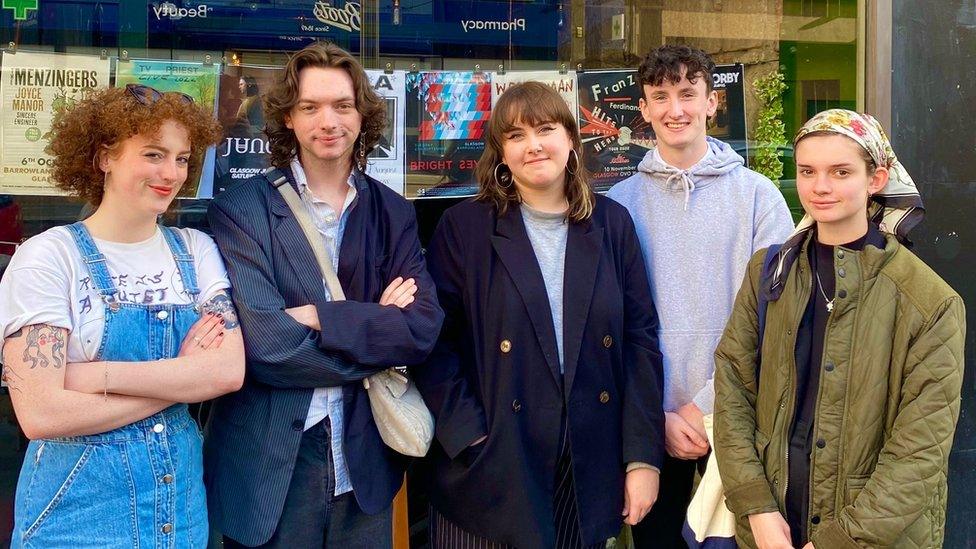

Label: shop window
[0,1,865,545]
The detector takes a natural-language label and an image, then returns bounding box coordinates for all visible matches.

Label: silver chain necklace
[815,269,835,313]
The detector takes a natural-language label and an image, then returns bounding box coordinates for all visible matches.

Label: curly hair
[46,86,221,206]
[264,42,385,170]
[637,44,716,94]
[475,81,594,222]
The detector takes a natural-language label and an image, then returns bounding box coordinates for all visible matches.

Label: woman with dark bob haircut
[0,85,245,547]
[415,81,667,548]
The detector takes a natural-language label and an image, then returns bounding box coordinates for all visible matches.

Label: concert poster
[404,71,491,199]
[575,70,654,192]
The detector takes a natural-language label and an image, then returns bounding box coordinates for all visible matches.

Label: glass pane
[0,1,864,544]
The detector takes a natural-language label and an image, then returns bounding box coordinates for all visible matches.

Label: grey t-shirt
[520,203,569,372]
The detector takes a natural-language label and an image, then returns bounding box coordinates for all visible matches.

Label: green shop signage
[3,0,38,20]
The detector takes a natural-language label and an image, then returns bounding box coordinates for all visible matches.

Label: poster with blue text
[115,60,220,198]
[1,51,110,195]
[405,71,491,198]
[365,69,406,195]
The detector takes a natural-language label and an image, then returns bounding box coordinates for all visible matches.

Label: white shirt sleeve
[182,228,230,304]
[0,233,75,357]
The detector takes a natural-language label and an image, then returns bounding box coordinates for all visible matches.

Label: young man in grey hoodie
[607,45,794,548]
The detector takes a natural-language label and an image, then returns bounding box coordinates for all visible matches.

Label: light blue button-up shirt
[291,158,357,496]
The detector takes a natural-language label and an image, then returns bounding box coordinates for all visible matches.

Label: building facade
[1,0,972,546]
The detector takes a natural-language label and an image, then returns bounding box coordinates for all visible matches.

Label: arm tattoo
[1,364,24,392]
[3,328,29,391]
[22,325,66,369]
[202,293,240,330]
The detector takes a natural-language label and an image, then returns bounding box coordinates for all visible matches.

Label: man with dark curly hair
[205,42,443,548]
[607,45,794,548]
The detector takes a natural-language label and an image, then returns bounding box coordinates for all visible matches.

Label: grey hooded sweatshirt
[607,136,793,414]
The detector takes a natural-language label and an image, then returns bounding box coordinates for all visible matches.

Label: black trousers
[223,419,392,548]
[631,454,707,549]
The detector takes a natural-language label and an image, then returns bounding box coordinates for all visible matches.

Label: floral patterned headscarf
[765,109,924,300]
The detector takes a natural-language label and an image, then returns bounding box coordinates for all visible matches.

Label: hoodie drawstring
[665,170,696,211]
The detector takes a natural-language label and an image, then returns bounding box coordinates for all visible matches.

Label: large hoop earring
[566,149,580,177]
[494,163,513,189]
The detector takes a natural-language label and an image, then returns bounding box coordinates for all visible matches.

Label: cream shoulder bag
[269,169,434,457]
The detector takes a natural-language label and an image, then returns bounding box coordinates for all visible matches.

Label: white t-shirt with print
[0,225,229,363]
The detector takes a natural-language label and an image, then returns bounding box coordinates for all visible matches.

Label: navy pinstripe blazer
[204,167,443,546]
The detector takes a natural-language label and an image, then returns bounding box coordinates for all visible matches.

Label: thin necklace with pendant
[815,269,835,313]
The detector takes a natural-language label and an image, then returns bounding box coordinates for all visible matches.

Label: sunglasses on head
[125,83,194,105]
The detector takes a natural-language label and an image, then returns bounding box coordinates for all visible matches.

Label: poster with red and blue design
[405,71,491,198]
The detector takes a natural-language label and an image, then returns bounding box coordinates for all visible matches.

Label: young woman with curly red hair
[0,84,245,547]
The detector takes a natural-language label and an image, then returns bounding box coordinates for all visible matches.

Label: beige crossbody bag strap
[267,169,346,301]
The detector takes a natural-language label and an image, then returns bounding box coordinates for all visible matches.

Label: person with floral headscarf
[713,109,965,549]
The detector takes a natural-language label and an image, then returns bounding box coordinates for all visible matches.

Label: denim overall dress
[13,223,208,548]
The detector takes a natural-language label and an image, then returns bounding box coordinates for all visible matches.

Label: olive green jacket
[714,233,965,548]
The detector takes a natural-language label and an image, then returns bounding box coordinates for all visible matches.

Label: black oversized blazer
[414,195,665,549]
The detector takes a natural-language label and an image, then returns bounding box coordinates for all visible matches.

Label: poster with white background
[365,69,406,195]
[491,70,578,114]
[1,51,110,195]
